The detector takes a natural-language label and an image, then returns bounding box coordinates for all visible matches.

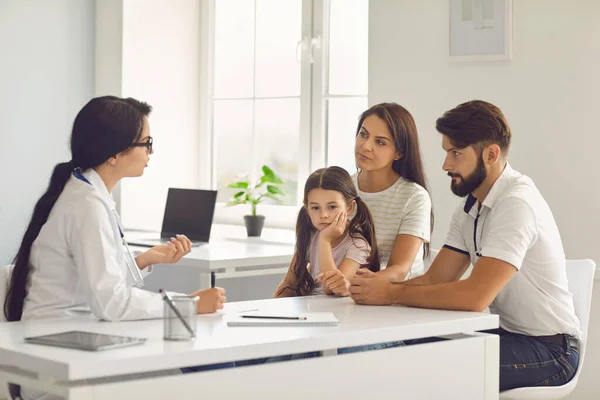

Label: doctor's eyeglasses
[131,136,153,154]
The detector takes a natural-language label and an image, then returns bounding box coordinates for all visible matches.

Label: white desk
[0,296,500,399]
[126,224,295,293]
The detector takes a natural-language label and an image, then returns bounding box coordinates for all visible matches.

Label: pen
[159,289,195,336]
[240,315,307,320]
[210,271,216,288]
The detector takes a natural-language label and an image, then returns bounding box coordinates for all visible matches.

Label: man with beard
[348,100,580,391]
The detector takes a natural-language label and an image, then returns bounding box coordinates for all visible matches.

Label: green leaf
[225,199,245,207]
[227,181,249,189]
[233,191,246,198]
[260,175,284,185]
[267,185,285,195]
[261,165,275,179]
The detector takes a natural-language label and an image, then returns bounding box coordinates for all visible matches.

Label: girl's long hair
[293,166,380,295]
[4,96,152,322]
[356,102,434,259]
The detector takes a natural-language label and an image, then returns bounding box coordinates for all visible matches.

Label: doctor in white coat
[4,96,226,325]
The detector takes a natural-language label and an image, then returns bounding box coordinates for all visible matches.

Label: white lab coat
[22,169,166,322]
[20,169,186,399]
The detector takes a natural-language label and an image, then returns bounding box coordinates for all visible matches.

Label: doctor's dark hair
[284,167,380,296]
[4,96,152,322]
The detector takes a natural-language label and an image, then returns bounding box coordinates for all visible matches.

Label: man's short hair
[436,100,511,152]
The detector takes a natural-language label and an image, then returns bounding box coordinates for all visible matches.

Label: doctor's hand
[349,268,394,305]
[191,287,227,314]
[144,234,192,265]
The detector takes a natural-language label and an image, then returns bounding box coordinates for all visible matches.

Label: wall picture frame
[449,0,512,62]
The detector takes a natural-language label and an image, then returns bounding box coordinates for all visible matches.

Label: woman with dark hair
[4,96,226,324]
[353,102,433,282]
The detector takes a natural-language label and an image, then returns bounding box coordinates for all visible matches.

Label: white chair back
[565,259,595,350]
[500,259,596,399]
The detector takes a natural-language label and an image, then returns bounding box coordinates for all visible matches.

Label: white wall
[119,0,203,231]
[369,1,600,398]
[0,0,95,265]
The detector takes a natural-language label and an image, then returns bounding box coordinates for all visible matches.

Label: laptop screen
[160,188,217,242]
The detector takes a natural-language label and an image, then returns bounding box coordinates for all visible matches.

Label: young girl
[274,166,380,298]
[353,102,433,282]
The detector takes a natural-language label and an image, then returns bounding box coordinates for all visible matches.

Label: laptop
[127,188,217,248]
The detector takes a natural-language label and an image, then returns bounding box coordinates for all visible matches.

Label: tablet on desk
[24,331,147,351]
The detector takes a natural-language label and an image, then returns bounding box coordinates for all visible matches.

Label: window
[207,0,369,225]
[212,0,302,206]
[119,0,369,230]
[324,0,369,173]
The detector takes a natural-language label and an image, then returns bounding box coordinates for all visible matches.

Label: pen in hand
[159,289,195,336]
[211,271,216,288]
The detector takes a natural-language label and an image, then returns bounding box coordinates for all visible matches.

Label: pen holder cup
[163,295,198,341]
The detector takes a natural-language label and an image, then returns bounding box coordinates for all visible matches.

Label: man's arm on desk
[403,247,472,286]
[349,249,515,312]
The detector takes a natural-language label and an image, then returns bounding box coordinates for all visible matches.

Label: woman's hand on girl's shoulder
[191,287,227,314]
[145,234,192,265]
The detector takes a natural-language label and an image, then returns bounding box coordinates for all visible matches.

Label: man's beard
[448,153,487,197]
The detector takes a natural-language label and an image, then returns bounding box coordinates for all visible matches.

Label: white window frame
[200,0,366,230]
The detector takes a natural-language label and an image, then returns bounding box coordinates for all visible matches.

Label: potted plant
[226,165,286,237]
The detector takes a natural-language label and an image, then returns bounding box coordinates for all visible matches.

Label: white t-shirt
[444,163,580,338]
[352,173,431,278]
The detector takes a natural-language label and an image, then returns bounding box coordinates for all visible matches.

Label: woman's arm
[377,234,424,282]
[273,254,299,298]
[378,187,432,282]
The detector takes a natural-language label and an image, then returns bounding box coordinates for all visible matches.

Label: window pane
[326,97,368,174]
[328,0,368,95]
[214,100,254,202]
[255,0,302,97]
[255,98,299,205]
[214,0,255,98]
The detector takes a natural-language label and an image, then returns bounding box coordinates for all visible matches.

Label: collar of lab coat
[79,168,116,211]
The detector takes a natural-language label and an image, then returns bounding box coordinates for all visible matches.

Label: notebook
[227,312,339,327]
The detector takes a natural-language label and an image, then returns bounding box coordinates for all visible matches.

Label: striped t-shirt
[352,173,431,278]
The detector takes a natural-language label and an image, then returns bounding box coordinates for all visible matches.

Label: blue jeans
[337,340,404,354]
[180,362,236,373]
[493,328,579,391]
[407,329,579,391]
[238,340,404,364]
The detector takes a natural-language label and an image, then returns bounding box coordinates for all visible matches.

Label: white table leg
[484,333,500,399]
